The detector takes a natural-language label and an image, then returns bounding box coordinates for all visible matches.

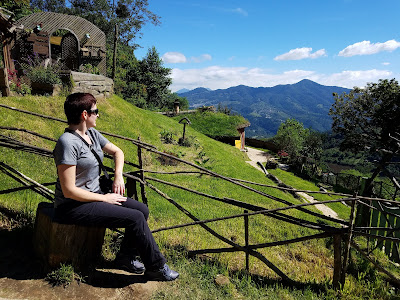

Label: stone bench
[33,202,106,271]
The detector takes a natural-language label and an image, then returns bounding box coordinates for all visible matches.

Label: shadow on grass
[167,243,330,296]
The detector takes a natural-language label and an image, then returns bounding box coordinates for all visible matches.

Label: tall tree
[330,79,400,156]
[329,78,400,197]
[133,46,172,109]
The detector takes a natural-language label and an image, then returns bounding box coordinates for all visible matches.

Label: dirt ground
[0,206,163,300]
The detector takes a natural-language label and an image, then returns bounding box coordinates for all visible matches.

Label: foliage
[330,79,400,155]
[217,103,232,115]
[20,53,61,85]
[160,129,176,144]
[79,63,100,75]
[179,135,200,148]
[274,118,310,161]
[129,46,172,110]
[0,0,34,20]
[7,69,31,95]
[45,263,85,287]
[164,92,189,111]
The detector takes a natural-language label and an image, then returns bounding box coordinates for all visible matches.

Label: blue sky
[134,0,400,92]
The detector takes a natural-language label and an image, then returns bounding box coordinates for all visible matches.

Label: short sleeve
[89,128,109,149]
[53,134,79,166]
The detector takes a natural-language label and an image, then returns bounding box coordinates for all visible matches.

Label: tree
[274,118,310,162]
[132,46,172,109]
[0,0,34,20]
[330,79,400,156]
[329,79,400,198]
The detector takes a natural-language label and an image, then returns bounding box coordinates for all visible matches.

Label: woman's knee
[124,198,149,219]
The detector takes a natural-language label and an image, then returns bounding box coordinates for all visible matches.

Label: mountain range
[179,79,350,137]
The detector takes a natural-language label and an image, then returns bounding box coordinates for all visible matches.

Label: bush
[7,69,31,95]
[20,53,62,85]
[160,129,176,144]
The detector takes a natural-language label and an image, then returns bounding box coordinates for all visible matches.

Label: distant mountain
[176,88,190,94]
[180,79,350,137]
[177,87,212,94]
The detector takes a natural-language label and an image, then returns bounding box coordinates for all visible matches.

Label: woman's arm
[102,142,125,195]
[58,164,126,205]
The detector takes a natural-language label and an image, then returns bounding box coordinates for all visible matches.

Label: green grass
[172,111,249,137]
[268,168,352,220]
[0,94,398,299]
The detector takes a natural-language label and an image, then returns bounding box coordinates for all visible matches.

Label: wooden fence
[0,103,399,290]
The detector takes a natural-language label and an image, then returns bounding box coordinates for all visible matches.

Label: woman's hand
[103,193,127,205]
[112,174,125,195]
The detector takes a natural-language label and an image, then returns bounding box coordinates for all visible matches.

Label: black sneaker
[115,256,145,274]
[145,264,179,281]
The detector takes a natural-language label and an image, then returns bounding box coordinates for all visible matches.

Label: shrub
[7,69,31,95]
[160,129,176,144]
[20,53,62,85]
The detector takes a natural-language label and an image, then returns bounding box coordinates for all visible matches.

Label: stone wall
[70,71,113,100]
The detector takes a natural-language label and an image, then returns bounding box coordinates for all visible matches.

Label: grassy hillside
[172,111,249,137]
[0,95,398,299]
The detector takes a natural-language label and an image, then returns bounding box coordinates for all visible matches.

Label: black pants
[55,198,166,269]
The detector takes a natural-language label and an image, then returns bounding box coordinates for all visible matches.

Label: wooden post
[333,234,342,289]
[126,171,138,200]
[137,137,148,205]
[340,195,357,287]
[244,210,249,272]
[112,23,118,81]
[182,123,187,141]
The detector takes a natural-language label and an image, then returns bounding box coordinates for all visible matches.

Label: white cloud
[162,52,187,63]
[161,52,212,64]
[274,47,327,61]
[230,8,248,16]
[338,40,400,57]
[190,54,212,63]
[169,66,394,92]
[382,62,390,66]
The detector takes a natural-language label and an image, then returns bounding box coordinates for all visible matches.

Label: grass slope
[0,95,397,299]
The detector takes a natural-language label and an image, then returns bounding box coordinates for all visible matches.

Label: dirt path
[245,147,340,219]
[245,147,273,172]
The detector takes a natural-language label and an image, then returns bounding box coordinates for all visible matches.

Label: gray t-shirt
[53,128,110,207]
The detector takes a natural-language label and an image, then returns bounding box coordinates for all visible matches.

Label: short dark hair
[64,93,97,125]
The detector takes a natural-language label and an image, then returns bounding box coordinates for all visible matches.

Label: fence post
[137,137,148,205]
[340,194,357,287]
[126,171,139,200]
[333,234,342,289]
[244,210,249,272]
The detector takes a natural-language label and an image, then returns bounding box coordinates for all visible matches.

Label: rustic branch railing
[1,104,399,289]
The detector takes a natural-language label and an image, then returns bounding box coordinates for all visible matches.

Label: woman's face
[86,104,99,128]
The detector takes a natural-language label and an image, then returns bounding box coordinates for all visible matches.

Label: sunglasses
[87,109,99,115]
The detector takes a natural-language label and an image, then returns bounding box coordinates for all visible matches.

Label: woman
[53,92,178,281]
